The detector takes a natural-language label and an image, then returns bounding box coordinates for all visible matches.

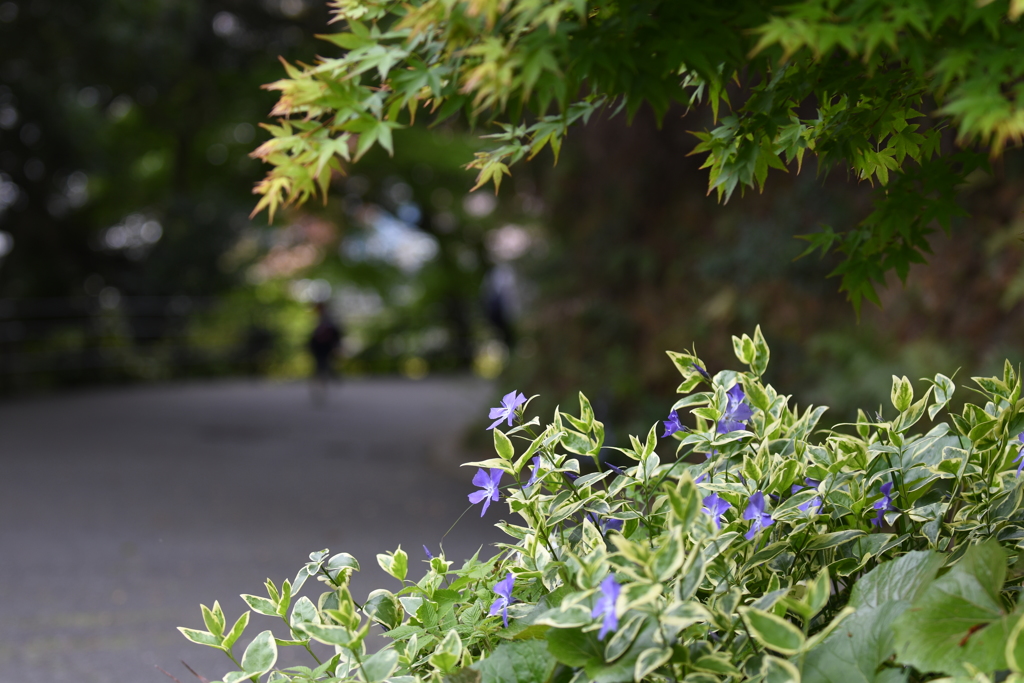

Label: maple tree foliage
[252,0,1024,310]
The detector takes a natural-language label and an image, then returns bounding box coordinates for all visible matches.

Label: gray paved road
[0,378,504,683]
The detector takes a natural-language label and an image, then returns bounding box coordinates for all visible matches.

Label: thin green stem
[303,642,323,665]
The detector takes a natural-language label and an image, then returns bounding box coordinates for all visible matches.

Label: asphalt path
[0,377,504,683]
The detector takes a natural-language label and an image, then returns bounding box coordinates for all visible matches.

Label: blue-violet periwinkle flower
[488,572,515,627]
[586,512,623,533]
[798,495,822,514]
[791,477,820,494]
[1014,433,1024,476]
[423,545,433,559]
[743,491,774,540]
[662,409,687,438]
[792,478,822,513]
[702,492,731,529]
[718,384,754,434]
[488,390,527,430]
[592,575,620,639]
[871,482,898,527]
[468,468,503,516]
[524,456,541,492]
[603,518,624,533]
[693,363,711,380]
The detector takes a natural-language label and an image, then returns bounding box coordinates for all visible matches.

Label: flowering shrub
[180,327,1024,683]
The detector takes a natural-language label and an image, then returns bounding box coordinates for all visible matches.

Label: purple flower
[605,462,626,476]
[662,410,688,438]
[563,472,579,483]
[693,363,711,380]
[524,456,541,492]
[718,384,754,434]
[871,481,898,527]
[603,518,624,533]
[468,468,503,516]
[743,492,774,540]
[798,496,822,514]
[488,390,527,430]
[591,575,620,639]
[488,573,515,627]
[702,492,731,529]
[423,545,433,559]
[1014,433,1024,476]
[792,478,822,514]
[587,512,623,533]
[695,472,708,484]
[663,411,688,438]
[791,477,820,494]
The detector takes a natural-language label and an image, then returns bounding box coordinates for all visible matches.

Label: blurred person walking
[482,262,520,352]
[309,302,343,405]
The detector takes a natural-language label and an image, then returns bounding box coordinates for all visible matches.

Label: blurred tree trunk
[511,106,1024,437]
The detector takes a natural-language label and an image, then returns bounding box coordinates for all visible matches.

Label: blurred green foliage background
[513,107,1024,436]
[2,0,1024,444]
[0,0,524,391]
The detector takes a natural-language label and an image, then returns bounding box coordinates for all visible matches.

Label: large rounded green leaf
[472,640,557,683]
[893,541,1017,677]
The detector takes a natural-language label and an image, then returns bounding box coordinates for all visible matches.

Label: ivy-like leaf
[803,551,944,683]
[472,639,557,683]
[893,541,1018,676]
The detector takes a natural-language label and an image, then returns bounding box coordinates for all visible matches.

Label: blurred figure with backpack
[482,262,519,352]
[309,302,342,404]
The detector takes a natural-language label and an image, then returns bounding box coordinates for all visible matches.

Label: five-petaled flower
[592,575,620,639]
[487,390,527,430]
[719,384,754,434]
[662,409,687,438]
[702,492,731,529]
[743,491,774,540]
[468,468,503,516]
[1014,433,1024,476]
[489,572,515,628]
[871,482,898,527]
